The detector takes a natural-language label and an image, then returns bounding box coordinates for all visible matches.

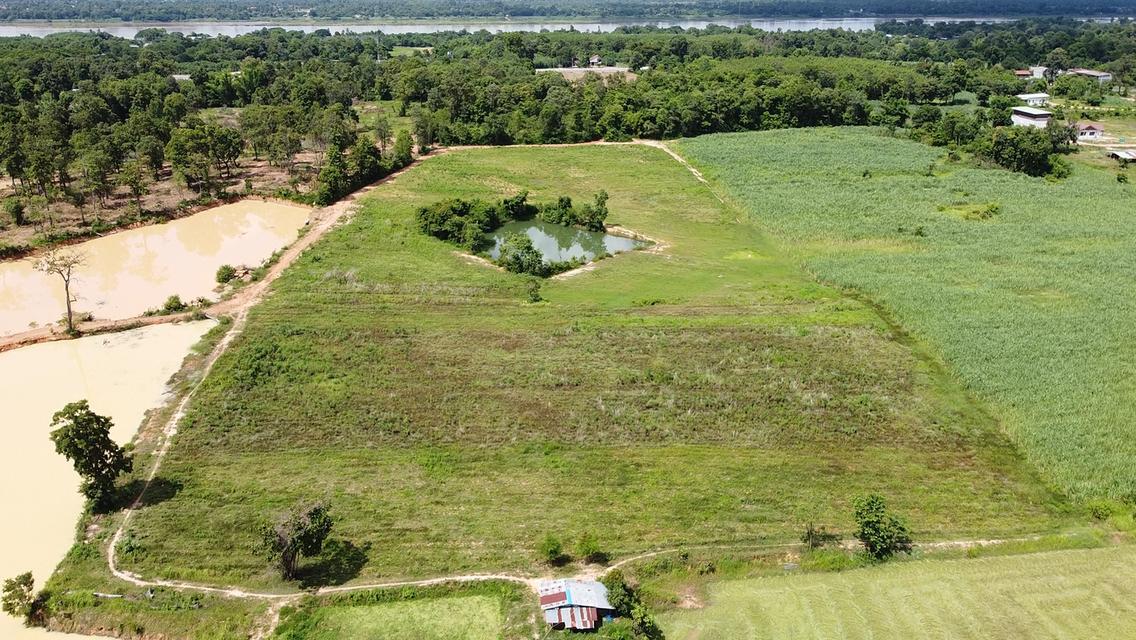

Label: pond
[0,199,311,336]
[485,220,647,263]
[0,321,213,640]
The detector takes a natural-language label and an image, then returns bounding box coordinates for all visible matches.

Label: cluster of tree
[312,129,413,205]
[399,55,987,145]
[0,18,1130,224]
[537,191,608,231]
[416,197,516,251]
[393,20,1134,80]
[904,103,1077,177]
[416,191,610,276]
[1,0,1129,21]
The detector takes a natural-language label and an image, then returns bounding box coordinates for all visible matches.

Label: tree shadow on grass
[112,477,183,512]
[298,539,371,589]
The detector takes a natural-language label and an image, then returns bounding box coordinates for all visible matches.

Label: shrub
[599,618,636,640]
[497,233,550,277]
[537,534,565,565]
[525,279,543,303]
[1118,172,1129,184]
[852,494,912,560]
[1087,499,1114,521]
[162,295,189,314]
[576,531,608,564]
[3,197,25,226]
[215,264,237,284]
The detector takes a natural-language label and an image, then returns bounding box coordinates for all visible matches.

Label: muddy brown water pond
[0,200,311,336]
[485,220,648,263]
[0,321,213,639]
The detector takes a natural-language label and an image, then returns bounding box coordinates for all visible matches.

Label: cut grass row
[100,143,1067,591]
[677,127,1136,498]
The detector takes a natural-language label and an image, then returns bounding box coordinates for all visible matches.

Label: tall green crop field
[679,127,1136,498]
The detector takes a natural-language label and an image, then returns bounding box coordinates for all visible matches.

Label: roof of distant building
[537,579,613,611]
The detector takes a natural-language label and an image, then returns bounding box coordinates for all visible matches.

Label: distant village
[1008,66,1118,149]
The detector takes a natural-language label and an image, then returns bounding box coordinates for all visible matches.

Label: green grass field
[278,596,500,640]
[271,582,533,640]
[95,142,1067,592]
[659,546,1136,640]
[678,128,1136,499]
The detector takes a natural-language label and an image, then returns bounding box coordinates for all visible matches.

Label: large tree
[1,572,34,621]
[49,401,133,511]
[259,501,334,580]
[33,249,85,333]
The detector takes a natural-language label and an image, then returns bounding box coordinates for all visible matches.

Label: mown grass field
[678,128,1136,499]
[103,143,1067,591]
[278,596,500,640]
[271,582,533,640]
[659,546,1136,640]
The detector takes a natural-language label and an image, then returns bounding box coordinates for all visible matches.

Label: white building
[1016,92,1050,107]
[1077,124,1104,142]
[1029,66,1049,79]
[1011,107,1053,128]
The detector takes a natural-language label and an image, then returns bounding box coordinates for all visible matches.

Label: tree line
[0,0,1128,21]
[0,18,1130,241]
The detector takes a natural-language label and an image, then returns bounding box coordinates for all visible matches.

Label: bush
[575,531,608,564]
[538,534,565,565]
[525,279,543,303]
[599,618,637,640]
[1087,499,1115,521]
[497,233,549,277]
[3,197,25,226]
[215,264,237,284]
[162,295,189,314]
[852,494,912,560]
[537,191,609,231]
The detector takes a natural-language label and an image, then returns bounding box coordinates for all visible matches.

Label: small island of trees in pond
[417,190,644,277]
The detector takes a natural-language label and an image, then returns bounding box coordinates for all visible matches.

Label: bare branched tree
[33,249,85,333]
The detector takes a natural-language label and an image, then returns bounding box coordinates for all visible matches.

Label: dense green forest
[0,17,1130,250]
[1,0,1133,21]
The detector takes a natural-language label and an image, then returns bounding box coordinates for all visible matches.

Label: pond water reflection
[485,220,646,263]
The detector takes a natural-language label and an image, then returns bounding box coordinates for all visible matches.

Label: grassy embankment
[678,128,1136,499]
[659,545,1136,640]
[101,142,1065,595]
